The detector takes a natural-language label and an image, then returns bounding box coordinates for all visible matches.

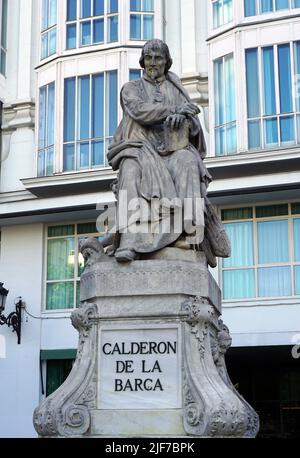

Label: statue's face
[143,49,167,80]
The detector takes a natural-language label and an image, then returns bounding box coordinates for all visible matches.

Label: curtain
[49,0,57,27]
[64,78,76,142]
[294,219,300,261]
[214,58,224,126]
[223,0,233,23]
[213,0,221,28]
[263,47,276,115]
[108,70,118,137]
[46,282,74,310]
[81,21,91,45]
[246,48,260,118]
[39,86,47,150]
[143,0,154,12]
[93,18,104,43]
[92,73,104,138]
[143,15,154,40]
[47,238,75,280]
[261,0,273,12]
[280,116,294,144]
[278,44,292,114]
[248,120,261,149]
[223,269,255,299]
[66,23,76,49]
[225,54,236,123]
[94,0,104,16]
[227,123,237,154]
[244,0,256,16]
[258,266,291,297]
[108,15,118,42]
[224,222,254,267]
[47,83,55,148]
[258,220,289,263]
[67,0,77,21]
[275,0,289,10]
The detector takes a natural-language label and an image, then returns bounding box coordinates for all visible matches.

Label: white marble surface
[99,324,182,410]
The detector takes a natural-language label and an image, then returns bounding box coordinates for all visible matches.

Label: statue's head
[139,39,173,80]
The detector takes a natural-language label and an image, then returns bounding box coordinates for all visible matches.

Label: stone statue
[107,39,230,265]
[33,39,259,439]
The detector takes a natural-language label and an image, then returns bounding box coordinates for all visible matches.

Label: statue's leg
[115,157,142,262]
[165,149,204,245]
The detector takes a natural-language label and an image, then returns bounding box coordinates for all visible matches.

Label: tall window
[41,0,57,59]
[0,0,7,75]
[212,0,233,28]
[244,0,300,17]
[46,223,104,310]
[63,70,118,172]
[66,0,118,49]
[38,82,55,177]
[246,43,300,151]
[214,53,236,156]
[130,0,154,40]
[221,203,300,300]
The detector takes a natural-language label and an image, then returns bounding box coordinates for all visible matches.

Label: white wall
[0,224,44,437]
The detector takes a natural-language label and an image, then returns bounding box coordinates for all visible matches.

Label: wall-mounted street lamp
[0,283,23,344]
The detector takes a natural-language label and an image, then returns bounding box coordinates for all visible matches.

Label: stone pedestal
[33,250,259,437]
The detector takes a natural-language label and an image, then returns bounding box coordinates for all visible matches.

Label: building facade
[0,0,299,437]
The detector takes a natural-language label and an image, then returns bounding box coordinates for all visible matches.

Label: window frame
[65,0,119,50]
[37,81,56,177]
[221,202,300,302]
[212,0,234,29]
[41,0,57,60]
[62,69,118,173]
[44,222,106,312]
[129,0,155,41]
[245,42,300,151]
[213,52,237,156]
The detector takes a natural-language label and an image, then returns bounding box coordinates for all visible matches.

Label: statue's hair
[139,39,173,74]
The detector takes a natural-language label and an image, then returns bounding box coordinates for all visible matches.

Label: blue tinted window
[108,15,118,42]
[108,70,118,136]
[278,44,293,113]
[93,18,104,42]
[262,47,276,115]
[64,78,76,142]
[94,0,104,15]
[67,0,77,20]
[67,23,77,49]
[79,76,90,140]
[92,74,104,138]
[244,0,257,16]
[81,0,91,18]
[246,48,260,118]
[275,0,289,10]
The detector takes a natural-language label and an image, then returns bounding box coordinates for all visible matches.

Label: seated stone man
[107,39,230,264]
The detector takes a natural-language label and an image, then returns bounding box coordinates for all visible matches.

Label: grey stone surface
[32,39,258,438]
[33,251,259,438]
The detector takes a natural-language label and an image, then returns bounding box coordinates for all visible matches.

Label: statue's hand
[177,102,200,117]
[166,114,186,129]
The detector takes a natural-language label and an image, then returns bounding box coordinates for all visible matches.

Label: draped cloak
[107,71,229,262]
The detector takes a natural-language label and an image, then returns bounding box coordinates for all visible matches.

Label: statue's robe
[107,71,230,264]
